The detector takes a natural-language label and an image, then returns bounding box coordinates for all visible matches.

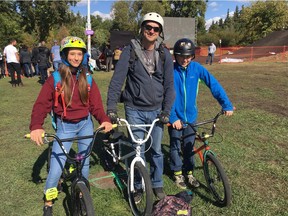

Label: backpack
[105,49,113,57]
[152,191,193,216]
[50,71,93,130]
[128,40,166,72]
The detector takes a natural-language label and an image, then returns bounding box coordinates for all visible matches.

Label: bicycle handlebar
[24,126,108,162]
[114,118,160,145]
[182,110,225,140]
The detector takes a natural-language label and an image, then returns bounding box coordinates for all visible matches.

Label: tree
[15,0,79,41]
[240,1,288,44]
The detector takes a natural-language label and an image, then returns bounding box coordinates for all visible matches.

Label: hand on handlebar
[107,110,118,124]
[99,121,114,133]
[223,110,233,116]
[158,111,170,124]
[30,129,45,146]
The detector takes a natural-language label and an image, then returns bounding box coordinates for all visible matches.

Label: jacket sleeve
[198,63,233,111]
[106,46,130,112]
[162,48,175,113]
[89,79,111,124]
[29,76,54,131]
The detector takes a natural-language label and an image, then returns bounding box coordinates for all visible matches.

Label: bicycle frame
[182,111,224,164]
[106,118,159,192]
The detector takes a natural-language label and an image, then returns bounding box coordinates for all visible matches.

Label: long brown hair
[58,64,89,107]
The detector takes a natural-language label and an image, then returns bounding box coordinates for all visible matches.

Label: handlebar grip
[24,133,45,138]
[112,124,118,129]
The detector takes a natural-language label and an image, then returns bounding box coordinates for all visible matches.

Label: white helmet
[141,12,164,39]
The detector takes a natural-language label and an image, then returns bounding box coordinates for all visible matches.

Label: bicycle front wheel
[127,161,153,216]
[72,181,95,216]
[203,153,232,207]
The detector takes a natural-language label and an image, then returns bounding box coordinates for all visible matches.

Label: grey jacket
[107,40,175,113]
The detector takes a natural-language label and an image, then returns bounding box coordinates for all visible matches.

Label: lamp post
[86,0,91,56]
[219,39,222,63]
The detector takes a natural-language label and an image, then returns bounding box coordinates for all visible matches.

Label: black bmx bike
[26,127,106,216]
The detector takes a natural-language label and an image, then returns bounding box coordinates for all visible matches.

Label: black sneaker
[43,205,52,216]
[153,187,166,200]
[133,190,142,204]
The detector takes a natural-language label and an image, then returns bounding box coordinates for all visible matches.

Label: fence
[197,46,288,63]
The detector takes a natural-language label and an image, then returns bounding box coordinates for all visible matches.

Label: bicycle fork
[127,144,146,192]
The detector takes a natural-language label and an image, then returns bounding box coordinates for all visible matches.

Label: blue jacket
[107,42,175,113]
[169,61,233,124]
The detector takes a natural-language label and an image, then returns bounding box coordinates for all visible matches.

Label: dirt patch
[89,171,117,189]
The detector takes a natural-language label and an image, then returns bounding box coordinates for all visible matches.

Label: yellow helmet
[60,36,87,52]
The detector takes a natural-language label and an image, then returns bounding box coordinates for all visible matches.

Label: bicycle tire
[127,161,153,216]
[203,153,232,207]
[72,181,95,216]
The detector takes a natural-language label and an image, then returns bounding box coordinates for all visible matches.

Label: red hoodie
[30,74,110,131]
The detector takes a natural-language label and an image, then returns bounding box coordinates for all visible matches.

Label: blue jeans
[33,63,39,75]
[53,60,62,71]
[23,63,33,77]
[45,115,93,194]
[168,125,196,174]
[206,53,214,65]
[125,106,164,188]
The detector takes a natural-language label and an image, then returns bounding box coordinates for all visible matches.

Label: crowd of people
[20,12,234,216]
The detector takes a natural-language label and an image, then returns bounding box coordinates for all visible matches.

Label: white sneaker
[174,174,187,189]
[187,174,200,188]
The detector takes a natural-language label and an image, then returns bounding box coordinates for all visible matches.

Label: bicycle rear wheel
[127,161,153,216]
[203,153,232,206]
[72,181,95,216]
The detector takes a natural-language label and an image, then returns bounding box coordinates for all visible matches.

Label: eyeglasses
[144,25,161,33]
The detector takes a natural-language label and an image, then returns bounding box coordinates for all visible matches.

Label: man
[107,12,175,200]
[3,39,23,87]
[50,40,61,71]
[37,41,50,84]
[104,45,113,72]
[31,43,40,76]
[206,42,217,65]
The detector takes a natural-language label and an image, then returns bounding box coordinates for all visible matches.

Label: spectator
[112,46,122,68]
[169,38,233,189]
[31,43,40,76]
[104,45,113,72]
[20,45,33,78]
[0,48,5,79]
[107,12,175,200]
[3,39,23,87]
[37,41,50,84]
[28,36,113,215]
[206,42,217,65]
[91,46,101,70]
[50,40,62,71]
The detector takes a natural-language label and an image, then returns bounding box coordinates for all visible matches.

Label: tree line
[0,0,287,49]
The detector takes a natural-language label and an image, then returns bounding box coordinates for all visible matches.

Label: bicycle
[180,110,232,207]
[25,126,106,216]
[103,118,160,216]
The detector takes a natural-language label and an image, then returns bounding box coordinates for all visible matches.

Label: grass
[0,62,287,215]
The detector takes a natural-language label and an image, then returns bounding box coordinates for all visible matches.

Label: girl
[29,36,112,215]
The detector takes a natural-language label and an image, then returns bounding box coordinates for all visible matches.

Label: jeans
[168,125,196,174]
[33,63,39,75]
[45,115,93,194]
[53,60,62,71]
[23,63,33,77]
[39,66,48,82]
[125,105,164,188]
[206,53,214,65]
[7,62,22,84]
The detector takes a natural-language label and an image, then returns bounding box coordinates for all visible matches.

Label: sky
[71,0,253,29]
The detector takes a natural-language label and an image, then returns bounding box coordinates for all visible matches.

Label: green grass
[0,62,287,215]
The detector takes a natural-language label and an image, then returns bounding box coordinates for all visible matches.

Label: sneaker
[187,174,200,188]
[43,205,53,216]
[133,190,142,204]
[153,187,166,200]
[174,174,187,189]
